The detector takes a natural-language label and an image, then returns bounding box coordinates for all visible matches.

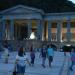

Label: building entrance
[14,21,28,40]
[20,25,28,40]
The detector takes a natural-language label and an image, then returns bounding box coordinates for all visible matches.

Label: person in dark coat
[30,46,35,66]
[40,45,47,68]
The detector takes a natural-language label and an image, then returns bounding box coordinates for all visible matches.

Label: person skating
[30,46,35,66]
[3,45,9,63]
[69,48,75,71]
[47,44,54,67]
[40,45,47,68]
[15,47,30,75]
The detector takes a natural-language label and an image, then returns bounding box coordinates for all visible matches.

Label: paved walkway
[0,51,75,75]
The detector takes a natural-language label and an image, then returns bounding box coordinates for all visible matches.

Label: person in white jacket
[15,47,30,75]
[3,45,9,63]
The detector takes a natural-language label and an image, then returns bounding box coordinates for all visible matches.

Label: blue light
[69,0,75,3]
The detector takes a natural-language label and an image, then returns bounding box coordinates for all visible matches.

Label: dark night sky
[0,0,75,13]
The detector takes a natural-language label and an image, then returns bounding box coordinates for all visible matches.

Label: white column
[40,20,43,40]
[67,18,71,42]
[15,24,17,40]
[18,25,20,40]
[42,20,44,41]
[0,20,2,40]
[28,20,32,39]
[57,21,62,42]
[10,19,14,40]
[2,19,6,40]
[37,20,42,40]
[48,20,52,41]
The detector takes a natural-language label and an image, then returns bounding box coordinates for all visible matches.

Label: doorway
[20,25,28,40]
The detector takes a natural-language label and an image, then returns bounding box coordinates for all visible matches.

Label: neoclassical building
[0,5,75,49]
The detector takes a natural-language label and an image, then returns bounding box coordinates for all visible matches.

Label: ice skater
[69,48,75,71]
[47,44,54,67]
[40,45,47,68]
[15,47,31,75]
[30,46,35,66]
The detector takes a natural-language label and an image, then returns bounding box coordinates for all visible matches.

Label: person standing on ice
[30,46,35,66]
[40,45,47,68]
[3,45,9,63]
[15,47,31,75]
[69,48,75,71]
[47,44,54,67]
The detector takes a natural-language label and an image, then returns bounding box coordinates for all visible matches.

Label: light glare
[29,32,36,39]
[69,0,75,3]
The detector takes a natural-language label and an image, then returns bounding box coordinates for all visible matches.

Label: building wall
[1,6,75,49]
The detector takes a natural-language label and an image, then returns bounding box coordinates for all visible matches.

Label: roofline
[45,12,75,16]
[0,5,44,14]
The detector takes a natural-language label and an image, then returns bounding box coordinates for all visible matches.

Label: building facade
[0,5,75,49]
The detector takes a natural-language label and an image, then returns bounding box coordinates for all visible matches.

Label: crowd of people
[0,40,75,75]
[0,40,55,75]
[14,44,54,75]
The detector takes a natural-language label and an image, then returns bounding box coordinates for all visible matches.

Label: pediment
[0,5,43,14]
